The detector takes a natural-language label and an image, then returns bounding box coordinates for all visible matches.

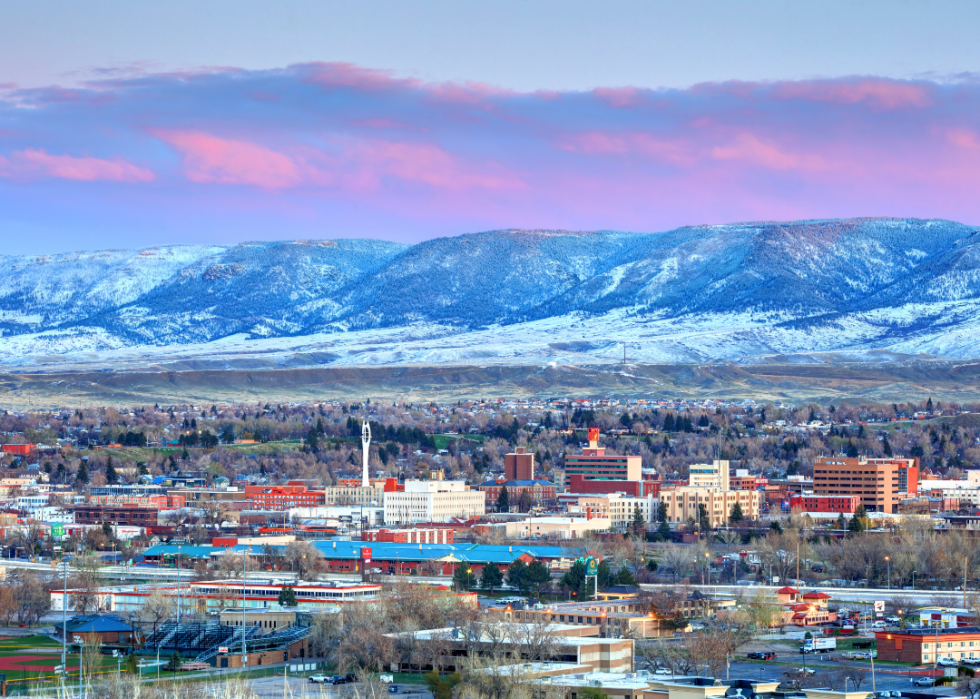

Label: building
[319,485,386,506]
[565,474,661,498]
[89,494,185,510]
[658,487,761,527]
[244,485,326,509]
[688,460,730,489]
[73,504,159,526]
[362,528,454,544]
[500,599,664,638]
[789,495,862,514]
[505,447,535,481]
[53,614,134,644]
[385,623,634,674]
[562,429,642,486]
[812,456,919,513]
[168,488,243,505]
[383,480,485,525]
[477,479,557,509]
[875,626,980,664]
[475,516,612,540]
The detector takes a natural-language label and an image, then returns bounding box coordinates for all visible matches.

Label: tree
[730,502,744,523]
[836,512,847,530]
[508,559,529,593]
[631,505,646,534]
[525,560,551,594]
[613,567,638,587]
[496,486,509,513]
[453,564,476,591]
[848,506,867,534]
[105,458,118,484]
[75,462,89,486]
[278,585,298,606]
[480,562,503,594]
[658,500,668,522]
[697,503,710,532]
[658,520,672,541]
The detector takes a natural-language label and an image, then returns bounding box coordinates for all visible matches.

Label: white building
[688,459,730,489]
[383,480,485,525]
[920,473,980,505]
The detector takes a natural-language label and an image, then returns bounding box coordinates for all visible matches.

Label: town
[0,396,972,699]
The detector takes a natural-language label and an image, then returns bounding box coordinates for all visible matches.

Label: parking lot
[250,677,433,699]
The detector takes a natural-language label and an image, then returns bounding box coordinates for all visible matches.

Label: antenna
[361,419,371,488]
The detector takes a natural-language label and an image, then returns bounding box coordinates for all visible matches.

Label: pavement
[249,678,432,699]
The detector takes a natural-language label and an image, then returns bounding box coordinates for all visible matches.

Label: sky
[2,0,980,254]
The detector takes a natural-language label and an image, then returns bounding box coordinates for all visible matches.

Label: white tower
[361,419,371,488]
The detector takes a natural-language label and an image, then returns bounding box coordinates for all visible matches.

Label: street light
[885,556,891,590]
[74,635,84,699]
[912,570,917,591]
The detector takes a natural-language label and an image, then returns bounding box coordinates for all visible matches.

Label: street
[249,678,433,699]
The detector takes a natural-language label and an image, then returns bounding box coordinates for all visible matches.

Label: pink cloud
[0,148,155,182]
[711,133,825,171]
[592,87,643,109]
[155,130,304,189]
[771,79,933,109]
[560,131,693,165]
[945,128,980,149]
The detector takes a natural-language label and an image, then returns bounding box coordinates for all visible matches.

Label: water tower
[361,419,371,488]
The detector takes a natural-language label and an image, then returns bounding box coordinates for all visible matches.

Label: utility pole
[965,557,969,610]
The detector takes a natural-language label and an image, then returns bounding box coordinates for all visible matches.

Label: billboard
[361,547,373,561]
[588,427,600,443]
[51,524,64,541]
[873,600,885,613]
[585,557,599,576]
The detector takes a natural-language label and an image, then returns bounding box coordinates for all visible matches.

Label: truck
[800,638,836,654]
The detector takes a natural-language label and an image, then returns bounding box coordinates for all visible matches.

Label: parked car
[937,658,959,667]
[328,676,352,685]
[885,616,901,624]
[309,675,329,684]
[379,675,394,684]
[653,669,673,677]
[388,686,400,694]
[912,677,935,687]
[747,652,777,661]
[794,668,816,676]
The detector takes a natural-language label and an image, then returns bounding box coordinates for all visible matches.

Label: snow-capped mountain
[3,218,980,367]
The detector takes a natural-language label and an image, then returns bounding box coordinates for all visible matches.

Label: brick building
[813,456,919,513]
[505,447,535,481]
[244,485,326,509]
[74,504,159,526]
[563,429,641,486]
[566,475,661,498]
[875,626,980,664]
[477,479,557,509]
[361,528,454,544]
[789,495,862,513]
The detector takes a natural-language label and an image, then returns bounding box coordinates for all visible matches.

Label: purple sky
[2,63,980,253]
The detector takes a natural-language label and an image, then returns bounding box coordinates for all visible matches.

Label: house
[54,614,134,644]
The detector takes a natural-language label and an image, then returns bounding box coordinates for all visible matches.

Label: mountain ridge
[2,217,980,367]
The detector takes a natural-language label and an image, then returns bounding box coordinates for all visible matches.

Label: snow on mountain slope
[1,219,980,366]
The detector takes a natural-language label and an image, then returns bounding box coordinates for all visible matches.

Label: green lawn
[432,434,485,450]
[0,636,61,649]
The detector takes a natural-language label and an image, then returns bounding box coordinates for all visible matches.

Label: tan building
[480,516,612,540]
[812,456,919,513]
[168,488,242,504]
[320,485,385,506]
[219,607,297,632]
[688,460,730,489]
[659,487,761,526]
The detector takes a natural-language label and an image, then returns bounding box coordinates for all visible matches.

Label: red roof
[802,591,831,599]
[776,587,800,594]
[792,613,809,619]
[789,604,811,611]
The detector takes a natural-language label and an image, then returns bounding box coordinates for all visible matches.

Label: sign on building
[873,600,885,613]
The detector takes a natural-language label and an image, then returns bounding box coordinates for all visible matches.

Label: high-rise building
[505,447,535,481]
[812,456,919,513]
[563,428,641,485]
[383,480,485,525]
[688,460,730,489]
[658,487,761,527]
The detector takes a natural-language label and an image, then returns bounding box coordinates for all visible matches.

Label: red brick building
[730,476,767,491]
[566,474,660,498]
[361,528,454,544]
[74,504,159,526]
[244,485,326,509]
[789,495,862,513]
[477,480,557,508]
[505,447,535,481]
[875,626,980,664]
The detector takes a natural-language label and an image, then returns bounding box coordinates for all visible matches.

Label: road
[721,660,952,693]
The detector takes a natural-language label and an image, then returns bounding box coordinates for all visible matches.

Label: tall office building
[563,428,642,486]
[812,456,919,513]
[505,447,535,481]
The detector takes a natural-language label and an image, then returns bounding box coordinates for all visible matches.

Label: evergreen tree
[848,506,867,534]
[658,500,668,522]
[697,503,710,532]
[105,458,118,484]
[770,520,782,534]
[658,520,672,541]
[663,413,675,432]
[480,562,503,593]
[846,440,859,458]
[836,512,847,530]
[452,564,476,591]
[497,486,510,513]
[75,462,89,485]
[278,585,298,606]
[730,502,744,523]
[525,560,551,593]
[883,436,893,457]
[612,567,638,587]
[631,505,646,533]
[507,559,529,593]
